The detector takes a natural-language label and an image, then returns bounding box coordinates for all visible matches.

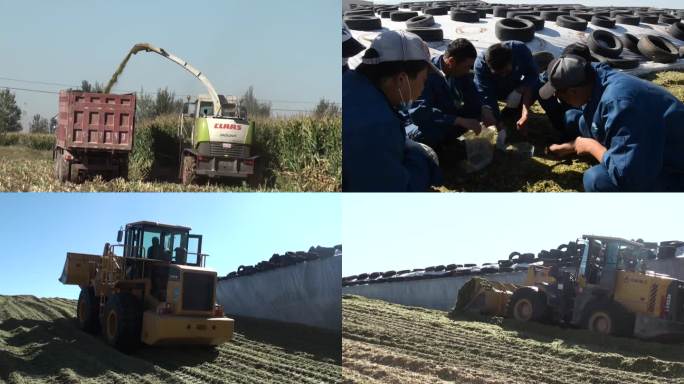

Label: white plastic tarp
[347,9,684,75]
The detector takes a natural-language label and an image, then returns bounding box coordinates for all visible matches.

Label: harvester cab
[59,221,234,352]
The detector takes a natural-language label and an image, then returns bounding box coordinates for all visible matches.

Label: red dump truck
[54,91,136,182]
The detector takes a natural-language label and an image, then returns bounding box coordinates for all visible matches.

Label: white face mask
[397,74,413,112]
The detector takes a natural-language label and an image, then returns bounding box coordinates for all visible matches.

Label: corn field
[0,115,341,192]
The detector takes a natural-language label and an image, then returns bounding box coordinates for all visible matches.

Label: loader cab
[183,94,240,119]
[120,221,203,267]
[577,236,644,291]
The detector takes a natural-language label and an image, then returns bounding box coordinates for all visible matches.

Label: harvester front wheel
[77,287,100,334]
[507,288,549,323]
[103,293,143,353]
[181,155,197,185]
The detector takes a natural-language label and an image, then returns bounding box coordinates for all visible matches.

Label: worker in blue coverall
[343,30,443,192]
[407,38,484,167]
[542,56,684,191]
[474,41,566,140]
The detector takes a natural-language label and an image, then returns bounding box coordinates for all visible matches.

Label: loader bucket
[59,253,100,285]
[453,277,519,316]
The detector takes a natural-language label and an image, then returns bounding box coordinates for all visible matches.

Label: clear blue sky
[0,193,341,299]
[0,0,341,129]
[343,194,684,276]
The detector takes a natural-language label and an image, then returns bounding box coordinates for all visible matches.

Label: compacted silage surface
[342,295,684,384]
[0,295,341,384]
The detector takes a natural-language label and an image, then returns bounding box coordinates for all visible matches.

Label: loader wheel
[584,302,634,337]
[507,288,549,323]
[77,287,100,334]
[103,293,143,353]
[181,155,197,185]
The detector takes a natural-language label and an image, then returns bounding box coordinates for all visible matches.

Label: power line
[0,76,336,106]
[1,85,316,113]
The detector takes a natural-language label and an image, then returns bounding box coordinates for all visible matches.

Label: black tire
[588,29,623,58]
[616,14,641,25]
[390,11,418,22]
[515,15,544,30]
[556,15,588,31]
[680,46,684,58]
[619,33,641,54]
[102,293,143,353]
[406,27,444,42]
[593,53,641,69]
[638,35,679,63]
[507,288,549,323]
[533,51,555,72]
[181,154,197,185]
[582,301,635,337]
[509,251,521,261]
[424,7,449,16]
[507,11,535,19]
[380,10,392,19]
[406,14,435,28]
[591,15,616,28]
[540,11,569,21]
[659,14,680,25]
[493,6,510,18]
[570,11,595,21]
[77,287,100,334]
[495,18,535,42]
[345,10,374,17]
[470,8,488,19]
[450,9,479,23]
[667,21,684,40]
[68,162,80,183]
[344,16,382,31]
[610,10,632,18]
[638,13,660,24]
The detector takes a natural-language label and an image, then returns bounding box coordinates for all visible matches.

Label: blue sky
[0,0,341,129]
[0,193,341,299]
[343,194,684,276]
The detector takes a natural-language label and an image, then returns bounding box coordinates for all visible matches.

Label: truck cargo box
[56,91,136,151]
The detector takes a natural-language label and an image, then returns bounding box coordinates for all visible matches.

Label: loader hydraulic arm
[104,43,223,116]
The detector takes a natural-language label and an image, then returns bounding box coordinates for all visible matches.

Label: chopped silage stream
[0,295,341,384]
[342,295,684,384]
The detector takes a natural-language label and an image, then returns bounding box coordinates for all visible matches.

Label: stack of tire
[344,9,382,31]
[495,18,535,42]
[406,14,444,42]
[587,29,640,70]
[637,35,679,63]
[657,241,684,259]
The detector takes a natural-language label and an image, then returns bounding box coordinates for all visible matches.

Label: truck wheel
[68,163,81,183]
[77,287,100,334]
[583,302,634,337]
[507,288,549,322]
[181,155,197,185]
[103,293,143,353]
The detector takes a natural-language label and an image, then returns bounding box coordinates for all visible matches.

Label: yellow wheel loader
[456,235,684,340]
[59,221,234,352]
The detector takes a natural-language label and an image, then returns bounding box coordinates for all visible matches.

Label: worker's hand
[548,141,576,157]
[574,137,607,162]
[456,117,482,135]
[516,107,529,133]
[481,107,497,128]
